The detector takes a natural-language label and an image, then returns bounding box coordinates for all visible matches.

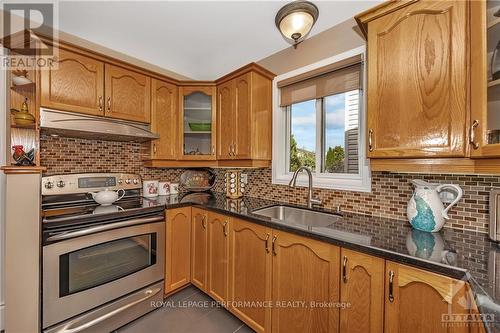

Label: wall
[257,18,365,76]
[40,135,495,234]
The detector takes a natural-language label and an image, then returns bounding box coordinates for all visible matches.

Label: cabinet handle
[223,221,228,237]
[98,96,103,111]
[212,145,215,155]
[342,256,348,283]
[470,120,480,150]
[388,270,395,303]
[265,233,270,253]
[368,129,373,152]
[228,145,233,156]
[107,97,111,112]
[153,144,157,155]
[233,143,237,156]
[201,216,206,230]
[272,235,277,256]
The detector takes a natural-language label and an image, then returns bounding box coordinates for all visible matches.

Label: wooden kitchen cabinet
[339,248,384,333]
[217,80,234,160]
[384,261,469,333]
[271,230,340,333]
[228,218,272,333]
[150,79,178,160]
[207,211,230,303]
[216,65,274,167]
[470,0,500,157]
[191,208,208,291]
[357,0,468,158]
[41,48,105,116]
[104,64,151,123]
[178,86,217,160]
[165,207,191,294]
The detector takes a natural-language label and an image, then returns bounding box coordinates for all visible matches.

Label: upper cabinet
[104,64,151,123]
[35,38,276,168]
[359,0,468,158]
[357,0,500,173]
[216,65,275,167]
[217,80,235,160]
[471,0,500,157]
[40,48,152,124]
[178,86,217,160]
[41,48,105,116]
[150,79,178,160]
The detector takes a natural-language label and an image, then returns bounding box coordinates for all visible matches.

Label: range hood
[40,108,159,142]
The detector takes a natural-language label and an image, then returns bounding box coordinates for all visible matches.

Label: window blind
[278,54,362,107]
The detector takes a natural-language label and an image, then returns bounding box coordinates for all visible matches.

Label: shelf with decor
[7,63,39,168]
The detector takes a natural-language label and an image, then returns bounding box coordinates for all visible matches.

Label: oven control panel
[42,173,141,195]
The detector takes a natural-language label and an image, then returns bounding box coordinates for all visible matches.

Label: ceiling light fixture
[275,0,319,49]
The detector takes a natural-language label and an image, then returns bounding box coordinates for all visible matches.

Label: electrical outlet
[240,173,248,184]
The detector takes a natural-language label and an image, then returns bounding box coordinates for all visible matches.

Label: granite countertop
[145,191,500,332]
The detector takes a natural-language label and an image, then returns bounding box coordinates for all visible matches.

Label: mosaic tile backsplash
[40,135,499,234]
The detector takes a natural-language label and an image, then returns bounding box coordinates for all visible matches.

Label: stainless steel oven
[41,173,165,332]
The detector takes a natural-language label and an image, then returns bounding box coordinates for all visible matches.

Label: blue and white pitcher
[407,180,463,232]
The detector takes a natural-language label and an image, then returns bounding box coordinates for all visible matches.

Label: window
[273,47,371,192]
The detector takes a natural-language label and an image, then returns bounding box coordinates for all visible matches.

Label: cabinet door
[271,230,340,333]
[179,86,217,160]
[229,218,272,333]
[191,208,208,291]
[366,0,467,158]
[339,249,384,333]
[470,0,500,157]
[104,64,151,123]
[233,73,251,159]
[217,81,234,160]
[207,211,230,303]
[151,79,177,160]
[41,49,104,116]
[165,207,191,293]
[385,262,468,333]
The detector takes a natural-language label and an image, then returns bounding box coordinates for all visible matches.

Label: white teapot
[407,180,463,232]
[88,188,125,206]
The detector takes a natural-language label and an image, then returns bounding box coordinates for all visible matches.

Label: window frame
[272,46,371,192]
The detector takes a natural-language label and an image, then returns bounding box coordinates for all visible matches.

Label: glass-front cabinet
[178,86,217,160]
[472,0,500,156]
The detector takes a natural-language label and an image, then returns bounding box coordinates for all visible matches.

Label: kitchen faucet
[289,166,322,209]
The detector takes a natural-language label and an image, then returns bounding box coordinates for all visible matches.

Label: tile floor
[118,286,254,333]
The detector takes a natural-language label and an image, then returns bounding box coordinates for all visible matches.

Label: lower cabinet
[339,249,384,333]
[229,218,272,333]
[385,261,469,333]
[165,207,191,293]
[167,208,484,333]
[207,212,231,302]
[191,208,208,291]
[271,230,340,333]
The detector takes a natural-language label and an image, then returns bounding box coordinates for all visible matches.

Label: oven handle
[52,285,162,333]
[46,216,164,242]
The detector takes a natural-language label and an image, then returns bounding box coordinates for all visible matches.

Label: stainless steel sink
[252,205,341,228]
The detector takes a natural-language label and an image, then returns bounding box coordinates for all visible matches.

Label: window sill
[272,172,372,193]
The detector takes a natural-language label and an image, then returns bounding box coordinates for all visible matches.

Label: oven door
[43,220,164,329]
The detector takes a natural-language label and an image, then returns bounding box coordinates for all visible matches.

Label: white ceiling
[55,1,380,80]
